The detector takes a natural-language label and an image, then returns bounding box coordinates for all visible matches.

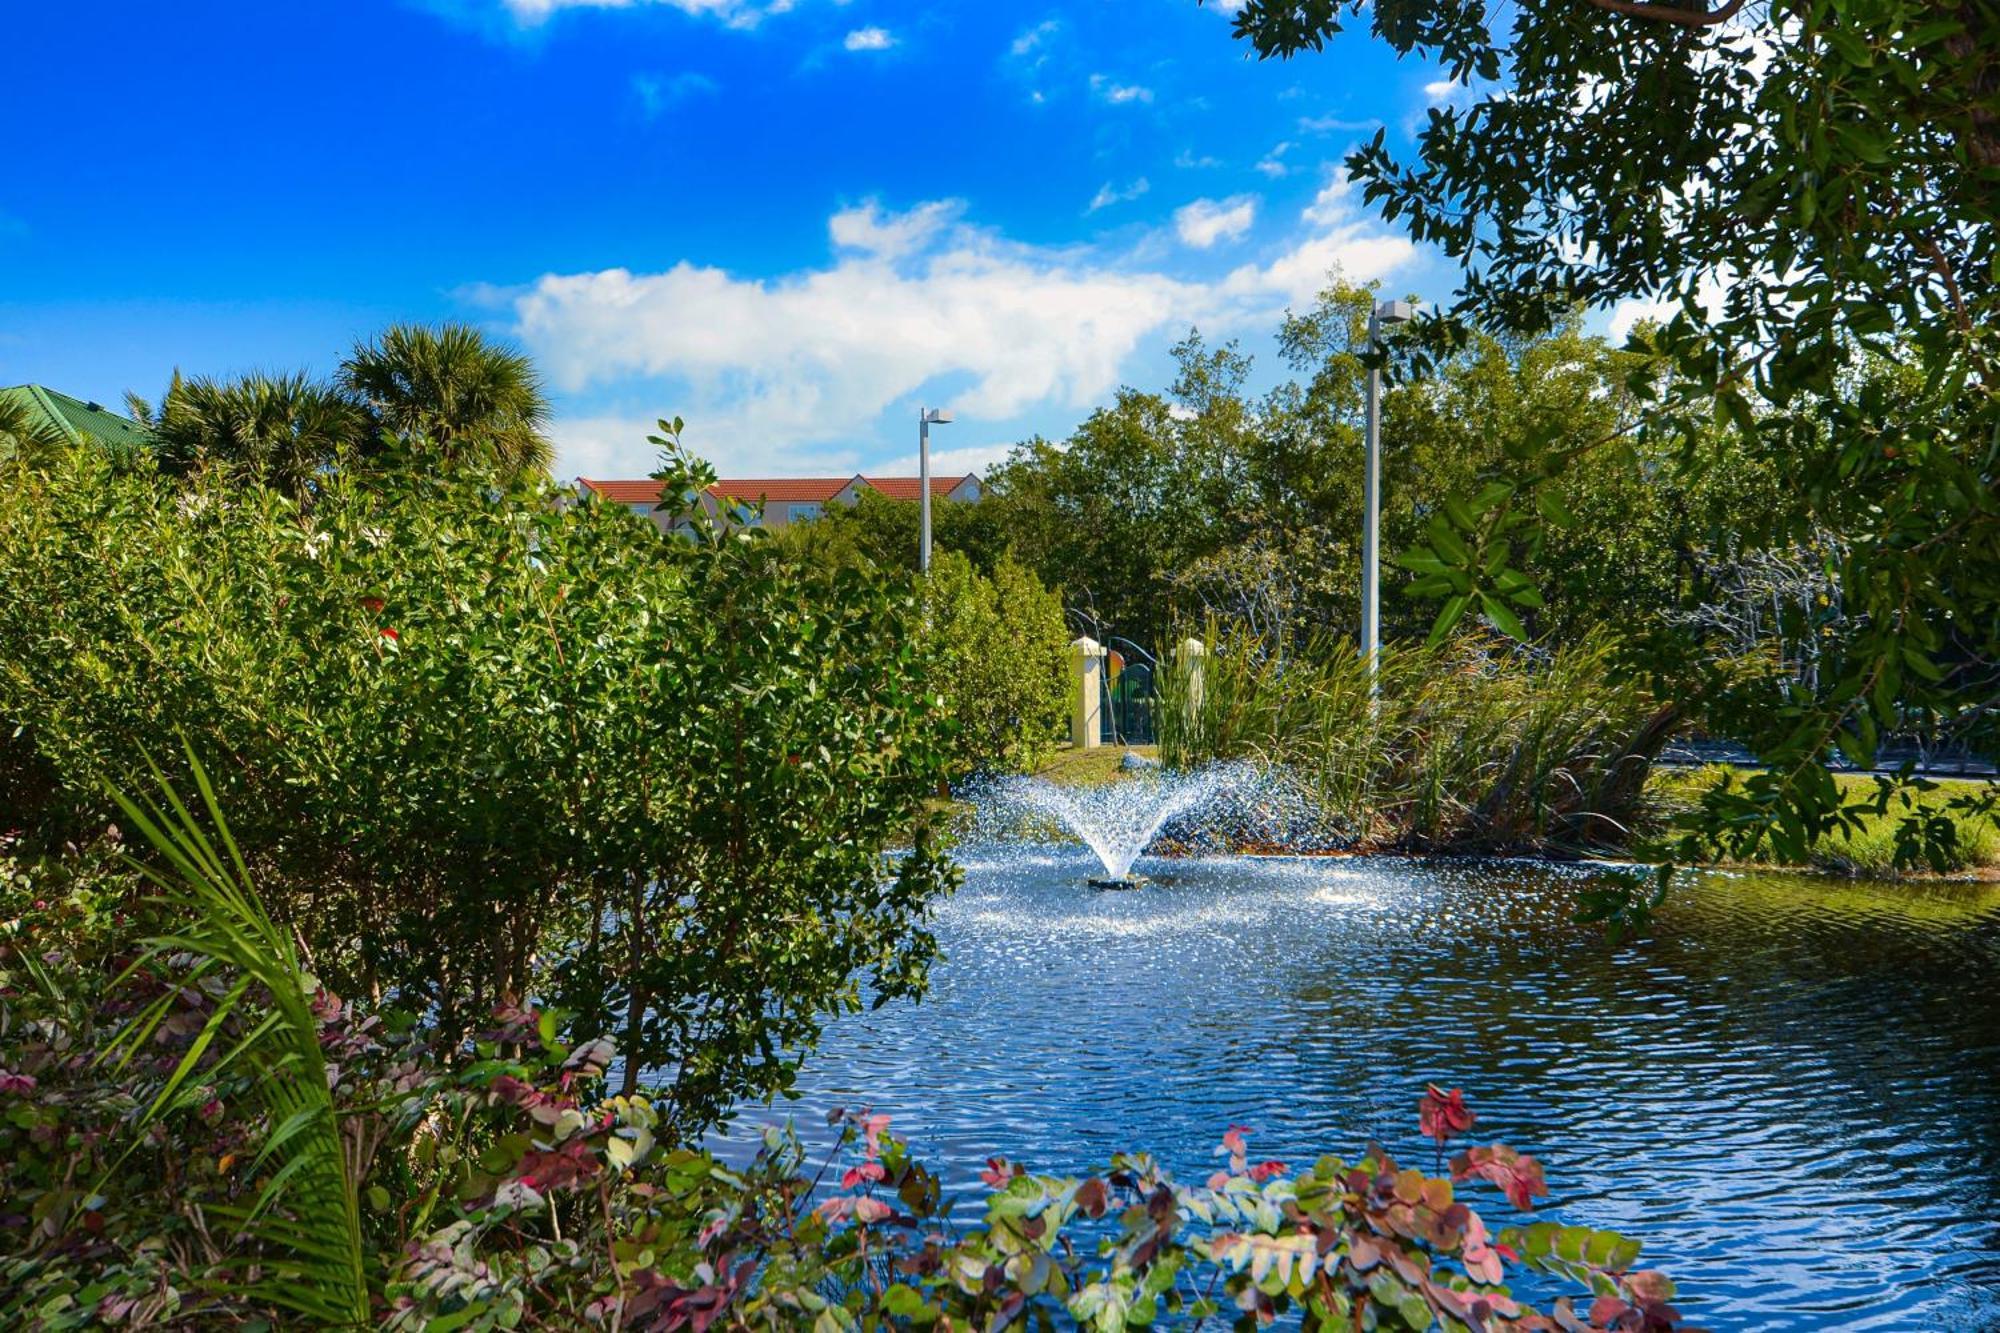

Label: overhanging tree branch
[1581,0,1749,27]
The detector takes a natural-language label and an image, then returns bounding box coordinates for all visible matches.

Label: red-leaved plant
[381,1018,1695,1332]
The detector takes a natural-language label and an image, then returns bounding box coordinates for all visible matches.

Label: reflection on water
[720,850,2000,1331]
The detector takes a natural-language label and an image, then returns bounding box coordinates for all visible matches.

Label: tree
[772,500,1073,775]
[774,487,1014,580]
[921,549,1072,774]
[981,333,1249,648]
[339,322,554,478]
[0,432,958,1132]
[971,287,1765,655]
[128,369,370,499]
[1221,1,1999,869]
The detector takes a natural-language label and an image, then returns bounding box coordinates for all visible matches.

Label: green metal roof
[0,384,153,454]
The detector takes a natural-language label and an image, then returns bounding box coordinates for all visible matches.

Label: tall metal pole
[1361,306,1381,697]
[919,408,932,574]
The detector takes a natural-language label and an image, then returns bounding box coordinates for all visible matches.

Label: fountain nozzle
[1088,874,1149,891]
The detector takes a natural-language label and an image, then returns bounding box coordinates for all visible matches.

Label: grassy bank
[1649,765,1999,879]
[1033,744,1158,788]
[1031,746,1999,880]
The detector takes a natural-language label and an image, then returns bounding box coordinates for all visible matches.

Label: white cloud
[1087,178,1151,213]
[1174,195,1258,249]
[1089,74,1154,105]
[510,183,1420,475]
[1255,142,1294,178]
[1230,174,1417,305]
[1002,19,1067,103]
[520,237,1192,462]
[1010,19,1059,57]
[843,25,893,51]
[631,70,719,117]
[1407,75,1483,133]
[1606,270,1735,343]
[873,440,1019,478]
[1175,148,1221,169]
[828,199,960,258]
[495,0,780,29]
[1298,113,1377,134]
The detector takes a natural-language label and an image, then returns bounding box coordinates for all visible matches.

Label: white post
[1070,636,1106,749]
[1179,636,1207,716]
[1362,305,1381,698]
[919,409,933,574]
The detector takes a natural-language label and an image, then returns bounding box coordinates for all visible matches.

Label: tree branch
[1582,0,1749,28]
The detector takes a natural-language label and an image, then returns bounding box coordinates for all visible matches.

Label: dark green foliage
[1220,0,2000,872]
[133,369,371,499]
[123,322,556,495]
[0,425,958,1131]
[959,296,1776,657]
[981,335,1247,648]
[776,485,1015,577]
[340,322,555,477]
[774,495,1073,777]
[921,549,1072,776]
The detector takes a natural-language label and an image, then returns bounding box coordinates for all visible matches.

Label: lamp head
[923,408,955,424]
[1374,299,1416,327]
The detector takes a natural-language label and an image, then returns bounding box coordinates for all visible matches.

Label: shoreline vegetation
[1029,746,2000,882]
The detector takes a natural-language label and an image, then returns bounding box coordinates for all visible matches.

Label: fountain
[973,760,1252,887]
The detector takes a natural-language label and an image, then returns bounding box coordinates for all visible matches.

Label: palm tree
[131,371,367,500]
[339,323,554,478]
[0,393,76,467]
[105,749,370,1325]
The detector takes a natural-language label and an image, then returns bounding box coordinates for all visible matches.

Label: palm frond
[101,744,370,1326]
[0,396,73,467]
[340,321,554,477]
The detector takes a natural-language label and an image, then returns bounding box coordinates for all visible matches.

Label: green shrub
[1649,765,1999,878]
[0,429,957,1131]
[1160,626,1677,854]
[922,549,1070,775]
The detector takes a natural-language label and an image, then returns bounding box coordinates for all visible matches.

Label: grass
[1032,744,1158,788]
[1646,764,2000,879]
[1155,628,1671,856]
[1029,721,1998,883]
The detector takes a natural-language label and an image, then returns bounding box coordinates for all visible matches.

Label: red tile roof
[578,475,973,505]
[578,478,675,504]
[860,475,973,500]
[711,478,855,504]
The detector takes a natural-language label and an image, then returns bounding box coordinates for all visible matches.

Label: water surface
[724,851,2000,1330]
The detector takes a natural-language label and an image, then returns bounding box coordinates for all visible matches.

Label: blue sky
[0,0,1486,481]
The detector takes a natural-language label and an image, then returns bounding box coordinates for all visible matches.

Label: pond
[722,851,2000,1331]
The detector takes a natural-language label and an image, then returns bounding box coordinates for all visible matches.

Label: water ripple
[720,856,2000,1331]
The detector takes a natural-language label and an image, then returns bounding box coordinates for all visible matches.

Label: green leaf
[1428,516,1471,565]
[1535,488,1576,529]
[1479,592,1527,641]
[1427,594,1472,647]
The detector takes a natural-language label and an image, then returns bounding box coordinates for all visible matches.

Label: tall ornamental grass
[1159,626,1677,854]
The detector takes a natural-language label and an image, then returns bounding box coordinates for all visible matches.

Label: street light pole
[918,407,953,573]
[1361,299,1413,695]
